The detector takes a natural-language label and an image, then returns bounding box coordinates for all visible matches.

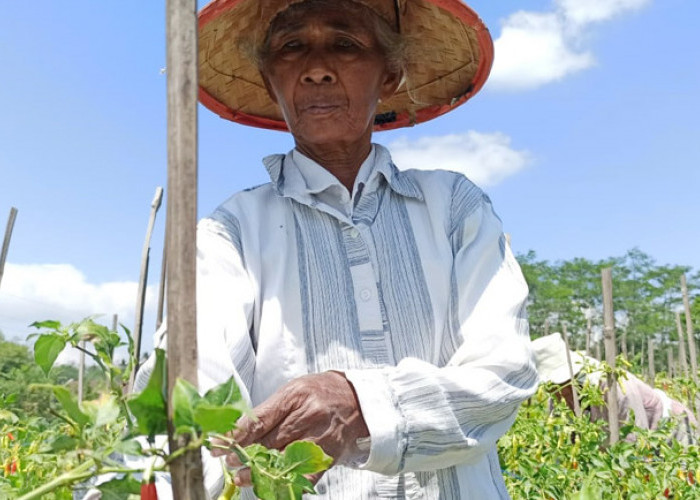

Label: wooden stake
[166,0,204,496]
[602,267,620,444]
[156,223,167,330]
[0,207,18,290]
[129,187,164,392]
[78,340,86,404]
[681,274,698,383]
[585,315,592,356]
[561,325,582,418]
[676,311,689,378]
[647,337,655,385]
[667,347,674,379]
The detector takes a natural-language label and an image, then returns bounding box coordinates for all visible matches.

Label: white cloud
[557,0,651,25]
[489,0,652,91]
[389,131,532,186]
[0,263,157,364]
[489,11,594,91]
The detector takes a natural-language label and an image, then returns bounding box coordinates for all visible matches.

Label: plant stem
[16,459,95,500]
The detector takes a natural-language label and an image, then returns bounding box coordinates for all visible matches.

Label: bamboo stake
[647,338,655,385]
[585,315,592,356]
[561,325,582,418]
[78,341,86,404]
[166,0,205,496]
[595,339,601,361]
[129,187,164,392]
[681,274,698,383]
[156,223,167,330]
[667,347,674,379]
[676,311,689,378]
[602,268,620,444]
[0,207,18,290]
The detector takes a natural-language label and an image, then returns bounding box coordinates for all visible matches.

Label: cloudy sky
[1,0,698,359]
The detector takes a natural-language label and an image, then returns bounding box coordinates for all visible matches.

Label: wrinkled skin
[260,1,401,190]
[211,371,369,487]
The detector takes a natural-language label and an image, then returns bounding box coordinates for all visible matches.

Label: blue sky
[1,0,698,355]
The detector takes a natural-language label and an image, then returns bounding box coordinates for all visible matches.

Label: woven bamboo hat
[198,0,494,131]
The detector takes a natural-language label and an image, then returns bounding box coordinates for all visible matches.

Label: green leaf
[48,434,80,452]
[114,438,143,456]
[97,475,141,499]
[172,378,202,431]
[193,404,242,434]
[250,463,279,500]
[82,393,121,427]
[52,385,90,426]
[30,320,62,330]
[282,440,333,474]
[127,348,167,440]
[289,474,316,494]
[202,376,243,406]
[33,334,66,375]
[0,409,19,423]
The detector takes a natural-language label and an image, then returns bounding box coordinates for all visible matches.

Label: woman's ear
[380,69,403,101]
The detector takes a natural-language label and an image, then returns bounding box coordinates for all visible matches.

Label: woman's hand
[211,371,369,487]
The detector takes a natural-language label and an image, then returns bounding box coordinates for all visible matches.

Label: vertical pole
[681,274,698,383]
[647,338,655,385]
[0,207,18,290]
[156,224,168,330]
[585,315,592,356]
[166,0,204,496]
[676,311,690,378]
[595,339,601,362]
[78,341,86,404]
[561,325,582,418]
[602,268,619,444]
[667,347,674,379]
[129,187,164,392]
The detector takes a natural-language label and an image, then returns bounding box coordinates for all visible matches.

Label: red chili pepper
[141,482,158,500]
[688,470,696,485]
[10,461,17,474]
[7,433,14,441]
[664,487,671,498]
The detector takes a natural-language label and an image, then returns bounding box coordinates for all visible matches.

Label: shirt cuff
[344,368,404,475]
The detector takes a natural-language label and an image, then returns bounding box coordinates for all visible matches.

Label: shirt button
[317,484,327,494]
[360,289,372,301]
[350,228,360,238]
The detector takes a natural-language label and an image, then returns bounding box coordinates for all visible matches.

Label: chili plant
[3,319,331,500]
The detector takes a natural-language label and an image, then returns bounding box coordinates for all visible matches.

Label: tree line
[517,247,700,376]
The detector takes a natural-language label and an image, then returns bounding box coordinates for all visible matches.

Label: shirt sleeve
[344,179,538,475]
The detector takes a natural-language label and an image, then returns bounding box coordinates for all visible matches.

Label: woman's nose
[300,50,337,84]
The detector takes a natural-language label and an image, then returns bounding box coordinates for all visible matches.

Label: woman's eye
[282,40,302,50]
[335,38,358,49]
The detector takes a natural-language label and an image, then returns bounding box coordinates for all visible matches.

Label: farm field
[1,249,699,499]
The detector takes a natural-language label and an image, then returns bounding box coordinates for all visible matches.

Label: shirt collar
[262,143,423,202]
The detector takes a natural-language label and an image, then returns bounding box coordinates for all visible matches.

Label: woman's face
[260,3,400,152]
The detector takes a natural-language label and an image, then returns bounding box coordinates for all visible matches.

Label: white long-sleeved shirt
[146,144,537,499]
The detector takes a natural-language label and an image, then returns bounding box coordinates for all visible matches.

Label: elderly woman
[146,0,537,497]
